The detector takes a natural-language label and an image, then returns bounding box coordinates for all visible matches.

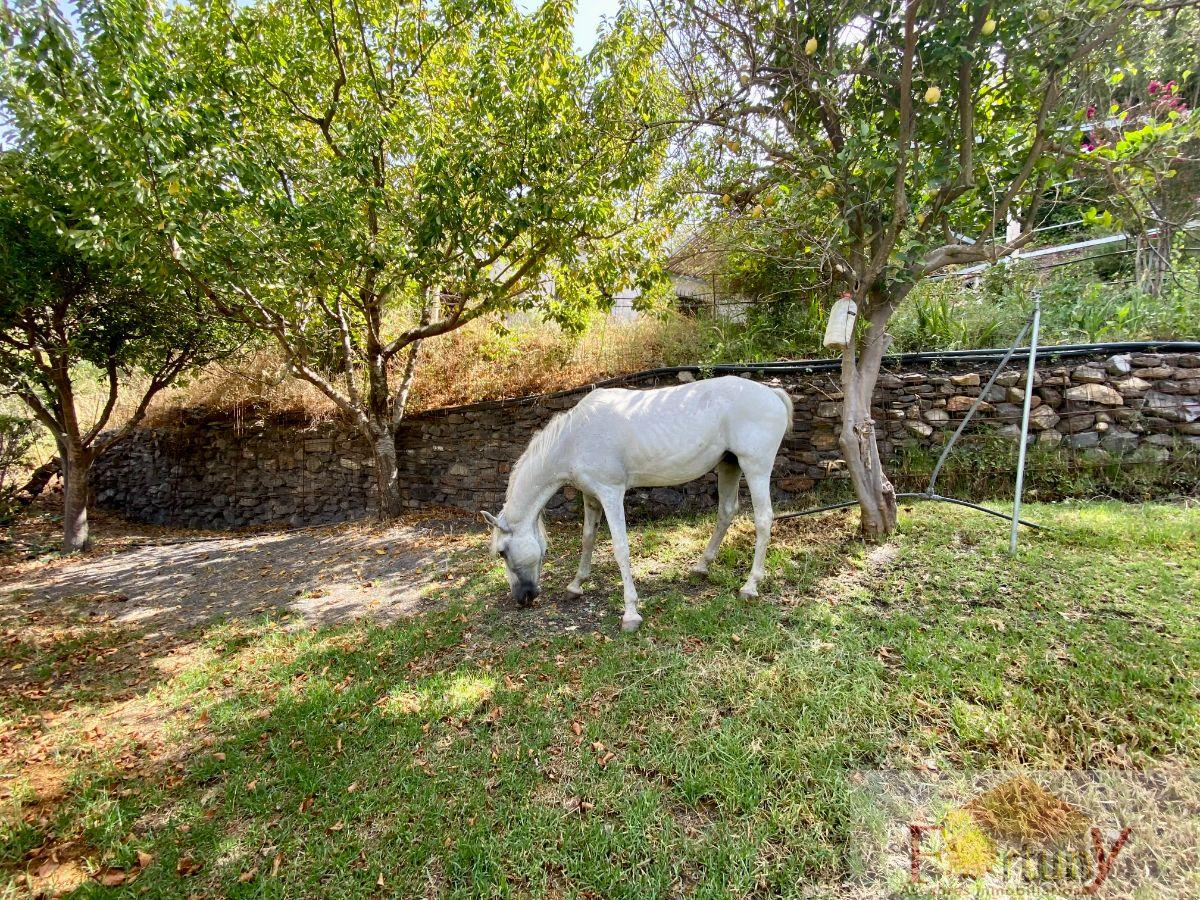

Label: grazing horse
[482,376,793,632]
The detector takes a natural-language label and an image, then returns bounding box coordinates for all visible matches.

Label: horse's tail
[772,388,794,432]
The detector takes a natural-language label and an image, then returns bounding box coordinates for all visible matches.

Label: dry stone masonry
[93,349,1200,528]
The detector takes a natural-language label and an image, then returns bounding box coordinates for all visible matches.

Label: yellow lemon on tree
[981,18,996,35]
[1036,8,1050,21]
[805,37,818,56]
[925,85,942,104]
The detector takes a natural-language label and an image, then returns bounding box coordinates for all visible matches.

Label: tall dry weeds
[142,312,709,426]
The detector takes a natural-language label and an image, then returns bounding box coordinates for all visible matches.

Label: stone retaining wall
[93,349,1200,528]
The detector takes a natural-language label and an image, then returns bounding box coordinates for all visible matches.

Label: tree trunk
[61,446,92,553]
[839,381,898,541]
[840,301,899,541]
[370,428,404,521]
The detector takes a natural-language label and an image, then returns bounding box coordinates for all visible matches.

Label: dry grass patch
[143,313,709,426]
[965,775,1089,843]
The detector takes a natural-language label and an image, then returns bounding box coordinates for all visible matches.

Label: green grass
[2,502,1198,897]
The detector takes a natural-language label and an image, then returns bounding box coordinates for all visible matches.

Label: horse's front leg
[594,488,641,632]
[567,494,603,597]
[739,465,774,600]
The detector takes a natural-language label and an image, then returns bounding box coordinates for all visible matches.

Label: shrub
[0,414,37,522]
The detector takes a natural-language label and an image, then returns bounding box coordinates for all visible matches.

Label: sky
[517,0,625,52]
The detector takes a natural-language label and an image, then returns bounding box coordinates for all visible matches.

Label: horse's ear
[481,510,510,533]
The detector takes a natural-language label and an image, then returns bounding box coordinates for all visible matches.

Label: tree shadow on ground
[1,515,477,640]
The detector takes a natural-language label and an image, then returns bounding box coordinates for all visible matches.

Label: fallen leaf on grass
[570,721,583,736]
[34,860,59,878]
[271,852,283,877]
[176,856,202,877]
[562,795,595,815]
[239,867,258,883]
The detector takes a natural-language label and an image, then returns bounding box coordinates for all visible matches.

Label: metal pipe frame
[1010,293,1043,553]
[775,304,1047,536]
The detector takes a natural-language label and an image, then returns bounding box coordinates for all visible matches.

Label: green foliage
[0,414,37,522]
[699,295,827,363]
[0,159,214,396]
[5,0,676,421]
[665,0,1199,412]
[673,0,1130,293]
[1,0,682,482]
[686,250,1200,363]
[887,253,1200,352]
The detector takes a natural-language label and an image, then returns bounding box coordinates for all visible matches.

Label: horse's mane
[506,408,575,504]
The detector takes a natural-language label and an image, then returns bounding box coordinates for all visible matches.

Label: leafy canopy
[5,0,678,425]
[669,0,1166,302]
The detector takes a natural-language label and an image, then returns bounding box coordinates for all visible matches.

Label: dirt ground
[0,504,480,636]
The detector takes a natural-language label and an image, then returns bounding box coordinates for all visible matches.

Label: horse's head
[482,510,546,607]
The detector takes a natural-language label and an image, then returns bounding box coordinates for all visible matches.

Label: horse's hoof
[738,586,758,601]
[689,563,709,578]
[620,614,643,633]
[565,584,584,599]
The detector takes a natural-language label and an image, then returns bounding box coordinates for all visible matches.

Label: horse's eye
[498,549,508,560]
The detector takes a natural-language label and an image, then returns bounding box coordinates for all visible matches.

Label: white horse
[482,376,793,632]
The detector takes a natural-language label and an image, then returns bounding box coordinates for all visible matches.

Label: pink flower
[1086,105,1096,120]
[1148,80,1161,95]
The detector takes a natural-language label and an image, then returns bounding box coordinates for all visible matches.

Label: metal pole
[928,318,1032,497]
[1010,292,1042,554]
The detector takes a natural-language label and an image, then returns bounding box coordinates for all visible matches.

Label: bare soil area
[1,504,478,637]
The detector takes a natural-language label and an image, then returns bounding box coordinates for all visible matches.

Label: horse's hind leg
[692,459,740,578]
[738,460,774,600]
[567,494,603,597]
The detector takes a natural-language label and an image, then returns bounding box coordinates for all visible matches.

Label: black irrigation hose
[772,493,1045,528]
